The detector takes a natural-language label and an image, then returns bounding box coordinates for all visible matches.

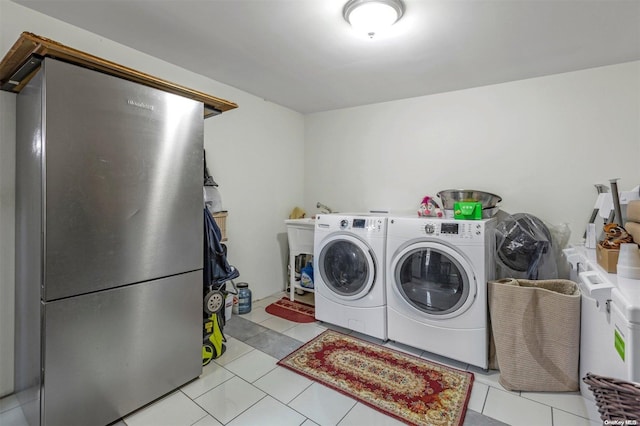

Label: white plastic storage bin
[565,246,640,400]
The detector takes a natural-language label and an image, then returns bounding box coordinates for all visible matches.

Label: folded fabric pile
[626,200,640,244]
[289,206,306,219]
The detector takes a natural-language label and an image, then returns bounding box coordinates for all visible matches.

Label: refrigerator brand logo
[127,99,155,111]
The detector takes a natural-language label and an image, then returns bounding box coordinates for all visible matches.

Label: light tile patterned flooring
[0,292,602,426]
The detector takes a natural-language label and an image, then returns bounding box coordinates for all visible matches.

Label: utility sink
[285,217,315,226]
[285,218,316,301]
[285,218,315,254]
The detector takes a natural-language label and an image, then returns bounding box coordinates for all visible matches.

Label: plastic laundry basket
[488,278,581,391]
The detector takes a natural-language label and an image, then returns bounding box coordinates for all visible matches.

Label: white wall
[304,62,640,238]
[203,92,305,302]
[0,1,304,397]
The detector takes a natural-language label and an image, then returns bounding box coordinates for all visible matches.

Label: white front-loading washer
[314,213,387,340]
[386,216,496,368]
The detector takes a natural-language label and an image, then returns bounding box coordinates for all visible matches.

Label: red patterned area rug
[278,330,474,426]
[265,297,315,323]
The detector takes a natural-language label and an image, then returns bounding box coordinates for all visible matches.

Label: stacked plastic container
[618,243,640,279]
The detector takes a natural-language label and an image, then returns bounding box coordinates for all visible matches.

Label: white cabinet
[285,219,315,302]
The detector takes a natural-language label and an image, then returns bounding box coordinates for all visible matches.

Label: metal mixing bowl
[436,189,502,210]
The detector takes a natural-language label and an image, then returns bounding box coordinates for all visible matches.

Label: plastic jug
[236,282,252,314]
[300,262,314,289]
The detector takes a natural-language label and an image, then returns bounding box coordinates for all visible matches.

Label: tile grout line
[479,383,489,415]
[183,366,236,400]
[221,372,312,426]
[335,401,359,426]
[281,384,320,426]
[187,409,209,426]
[188,374,266,425]
[247,362,279,384]
[213,346,256,368]
[549,406,594,422]
[223,392,270,426]
[517,393,594,420]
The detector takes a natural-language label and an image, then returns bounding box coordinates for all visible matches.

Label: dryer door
[391,242,476,319]
[317,235,376,300]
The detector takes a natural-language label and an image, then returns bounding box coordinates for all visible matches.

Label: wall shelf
[0,32,237,118]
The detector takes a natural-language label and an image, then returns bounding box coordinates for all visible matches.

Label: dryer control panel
[422,220,486,240]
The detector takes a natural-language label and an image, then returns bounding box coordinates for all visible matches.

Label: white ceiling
[12,0,640,114]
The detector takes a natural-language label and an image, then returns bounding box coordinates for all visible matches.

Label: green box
[454,201,482,220]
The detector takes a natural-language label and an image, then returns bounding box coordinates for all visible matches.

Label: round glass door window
[318,239,373,297]
[395,246,471,315]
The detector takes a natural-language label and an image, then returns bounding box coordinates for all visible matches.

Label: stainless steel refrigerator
[15,58,203,426]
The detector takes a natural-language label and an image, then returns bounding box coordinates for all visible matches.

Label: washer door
[317,235,375,300]
[392,242,476,319]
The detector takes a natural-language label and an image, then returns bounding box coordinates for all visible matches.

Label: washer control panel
[338,217,385,233]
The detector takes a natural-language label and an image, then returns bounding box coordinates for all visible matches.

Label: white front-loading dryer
[386,216,496,368]
[314,214,387,340]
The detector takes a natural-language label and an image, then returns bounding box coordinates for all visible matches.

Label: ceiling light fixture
[343,0,405,38]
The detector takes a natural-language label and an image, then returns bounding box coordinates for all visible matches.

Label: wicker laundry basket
[583,373,640,422]
[212,211,228,242]
[488,278,581,391]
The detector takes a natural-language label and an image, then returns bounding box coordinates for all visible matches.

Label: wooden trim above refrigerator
[0,32,238,118]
